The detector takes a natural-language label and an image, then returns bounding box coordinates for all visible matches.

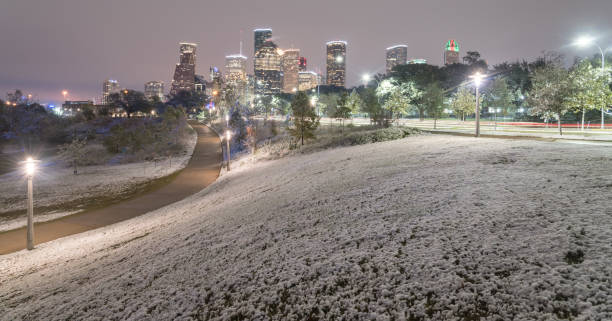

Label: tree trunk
[581,108,585,131]
[73,160,78,175]
[558,115,562,136]
[434,117,437,129]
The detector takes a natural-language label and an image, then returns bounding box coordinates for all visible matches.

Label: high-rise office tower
[254,28,273,55]
[281,49,300,93]
[299,57,307,71]
[254,35,282,95]
[326,41,346,87]
[225,54,248,104]
[102,79,119,104]
[298,71,318,91]
[386,45,408,74]
[144,81,164,101]
[209,66,223,94]
[444,40,460,65]
[170,42,197,95]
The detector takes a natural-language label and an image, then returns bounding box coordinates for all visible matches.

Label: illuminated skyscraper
[144,81,164,101]
[225,54,248,104]
[409,59,427,64]
[326,41,346,87]
[298,71,318,91]
[281,49,300,93]
[102,79,119,104]
[254,38,282,95]
[444,40,460,65]
[171,43,197,95]
[209,66,223,94]
[299,57,307,71]
[386,45,408,74]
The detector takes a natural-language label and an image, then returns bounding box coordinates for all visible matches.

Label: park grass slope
[1,135,611,320]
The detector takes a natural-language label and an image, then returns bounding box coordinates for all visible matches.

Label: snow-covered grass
[1,135,611,320]
[0,126,197,230]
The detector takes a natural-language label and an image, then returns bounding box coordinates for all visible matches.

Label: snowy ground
[0,127,197,231]
[1,135,611,320]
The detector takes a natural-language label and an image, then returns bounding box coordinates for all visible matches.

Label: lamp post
[575,36,608,129]
[24,157,37,250]
[470,72,485,137]
[62,90,68,104]
[225,130,231,171]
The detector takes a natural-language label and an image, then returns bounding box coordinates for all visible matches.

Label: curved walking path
[0,122,222,255]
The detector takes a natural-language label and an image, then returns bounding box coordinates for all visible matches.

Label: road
[0,122,222,255]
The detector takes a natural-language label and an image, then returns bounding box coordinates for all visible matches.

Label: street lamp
[574,36,608,129]
[225,130,232,171]
[23,157,38,250]
[62,90,68,102]
[362,74,371,84]
[469,72,485,137]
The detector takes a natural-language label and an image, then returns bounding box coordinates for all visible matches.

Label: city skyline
[1,0,612,103]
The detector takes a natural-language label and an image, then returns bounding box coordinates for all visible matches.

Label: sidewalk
[0,122,222,255]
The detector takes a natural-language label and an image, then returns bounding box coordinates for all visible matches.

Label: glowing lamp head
[575,36,595,48]
[62,90,68,96]
[225,130,231,140]
[25,157,36,176]
[225,114,229,122]
[362,74,371,83]
[470,72,485,87]
[335,56,344,63]
[212,90,218,96]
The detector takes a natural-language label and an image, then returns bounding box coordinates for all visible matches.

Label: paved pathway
[0,122,222,255]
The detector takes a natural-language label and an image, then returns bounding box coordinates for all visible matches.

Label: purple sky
[1,0,611,104]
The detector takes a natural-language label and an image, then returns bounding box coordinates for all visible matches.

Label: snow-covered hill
[1,135,611,320]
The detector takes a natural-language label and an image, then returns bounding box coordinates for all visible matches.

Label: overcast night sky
[1,0,611,104]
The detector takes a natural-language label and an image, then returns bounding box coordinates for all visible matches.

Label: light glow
[575,36,595,48]
[470,72,485,87]
[25,157,36,176]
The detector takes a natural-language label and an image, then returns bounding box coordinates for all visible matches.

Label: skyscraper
[254,28,273,55]
[326,41,346,87]
[386,45,408,74]
[144,81,164,101]
[170,43,197,95]
[254,31,282,95]
[444,40,460,65]
[225,54,248,104]
[299,57,307,71]
[298,71,318,91]
[281,49,300,93]
[102,79,119,104]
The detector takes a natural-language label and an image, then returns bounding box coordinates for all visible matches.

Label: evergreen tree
[422,82,445,129]
[288,92,319,145]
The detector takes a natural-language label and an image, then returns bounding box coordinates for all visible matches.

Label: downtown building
[298,71,318,91]
[102,79,119,105]
[281,49,300,93]
[144,81,164,101]
[225,54,248,104]
[326,41,347,88]
[254,29,282,95]
[444,40,460,65]
[386,45,408,74]
[170,43,197,95]
[299,57,307,71]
